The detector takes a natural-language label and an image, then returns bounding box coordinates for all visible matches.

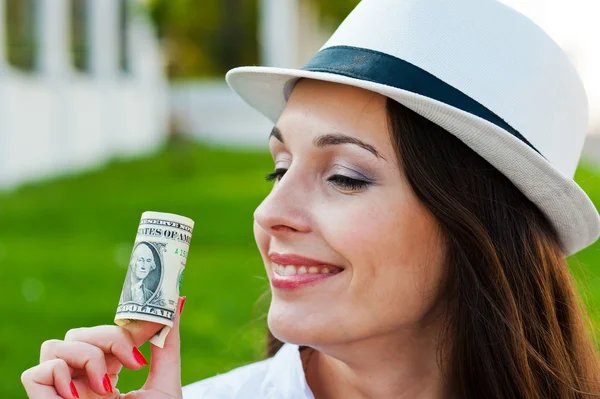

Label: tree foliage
[148,0,259,79]
[147,0,359,79]
[310,0,360,26]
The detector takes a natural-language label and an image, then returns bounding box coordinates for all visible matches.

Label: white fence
[0,0,168,190]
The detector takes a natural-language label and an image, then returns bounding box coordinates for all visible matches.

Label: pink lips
[269,253,344,290]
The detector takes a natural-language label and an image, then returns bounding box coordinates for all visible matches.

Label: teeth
[272,263,338,276]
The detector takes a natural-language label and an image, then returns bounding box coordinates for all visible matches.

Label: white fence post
[259,0,299,68]
[0,0,8,187]
[89,0,120,77]
[37,0,71,75]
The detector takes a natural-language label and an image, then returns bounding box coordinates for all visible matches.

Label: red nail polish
[179,296,187,314]
[102,373,113,394]
[132,346,148,366]
[70,381,80,399]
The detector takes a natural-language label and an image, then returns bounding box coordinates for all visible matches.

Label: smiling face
[253,79,448,347]
[132,244,155,281]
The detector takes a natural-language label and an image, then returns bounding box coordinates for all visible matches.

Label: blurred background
[0,0,599,397]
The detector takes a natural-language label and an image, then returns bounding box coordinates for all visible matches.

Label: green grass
[567,163,600,332]
[0,141,274,398]
[2,142,600,398]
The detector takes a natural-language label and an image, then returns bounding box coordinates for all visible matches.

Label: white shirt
[182,343,315,399]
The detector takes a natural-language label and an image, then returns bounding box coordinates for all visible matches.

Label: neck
[302,322,452,399]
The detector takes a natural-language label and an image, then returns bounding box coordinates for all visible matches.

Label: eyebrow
[269,126,386,160]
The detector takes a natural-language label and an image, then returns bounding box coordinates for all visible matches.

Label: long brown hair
[264,97,600,398]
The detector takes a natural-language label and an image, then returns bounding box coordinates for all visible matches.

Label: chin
[267,300,336,346]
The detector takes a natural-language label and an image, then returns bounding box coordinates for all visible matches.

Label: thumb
[143,296,186,397]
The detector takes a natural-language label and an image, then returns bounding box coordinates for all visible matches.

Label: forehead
[277,79,393,155]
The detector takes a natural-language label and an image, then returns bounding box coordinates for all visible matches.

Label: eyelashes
[327,174,371,191]
[265,168,287,182]
[265,168,372,191]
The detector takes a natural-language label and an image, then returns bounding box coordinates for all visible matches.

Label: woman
[21,0,600,398]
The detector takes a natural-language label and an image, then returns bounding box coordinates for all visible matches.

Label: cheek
[327,195,439,263]
[325,196,446,325]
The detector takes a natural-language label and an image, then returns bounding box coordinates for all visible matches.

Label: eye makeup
[265,162,376,193]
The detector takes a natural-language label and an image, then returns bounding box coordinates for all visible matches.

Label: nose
[254,168,312,237]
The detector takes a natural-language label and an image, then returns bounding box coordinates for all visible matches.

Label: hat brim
[226,66,600,256]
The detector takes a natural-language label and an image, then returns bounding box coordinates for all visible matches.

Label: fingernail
[102,373,113,394]
[70,381,80,399]
[132,346,148,366]
[179,296,187,315]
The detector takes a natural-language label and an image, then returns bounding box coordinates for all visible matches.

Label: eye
[266,169,372,191]
[327,175,371,191]
[265,168,287,182]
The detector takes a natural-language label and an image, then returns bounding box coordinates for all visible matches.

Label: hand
[21,297,186,399]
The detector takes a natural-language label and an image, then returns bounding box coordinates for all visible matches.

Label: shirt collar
[132,280,143,290]
[263,343,315,399]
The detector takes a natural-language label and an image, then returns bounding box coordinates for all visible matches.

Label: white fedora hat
[226,0,599,256]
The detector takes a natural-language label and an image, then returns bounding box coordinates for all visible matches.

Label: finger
[121,320,165,347]
[22,359,76,399]
[64,326,150,370]
[70,354,123,380]
[144,296,185,396]
[39,340,113,396]
[105,354,125,377]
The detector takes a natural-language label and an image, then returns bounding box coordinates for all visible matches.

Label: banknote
[115,211,194,348]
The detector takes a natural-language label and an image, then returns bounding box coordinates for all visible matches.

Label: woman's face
[254,79,447,347]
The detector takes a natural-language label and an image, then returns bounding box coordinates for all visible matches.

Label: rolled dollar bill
[115,211,194,348]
